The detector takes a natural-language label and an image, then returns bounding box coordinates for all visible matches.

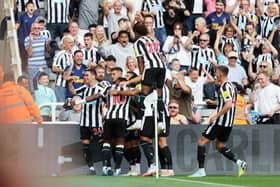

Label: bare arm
[109,88,140,96]
[26,34,33,57]
[67,79,76,96]
[184,31,199,50]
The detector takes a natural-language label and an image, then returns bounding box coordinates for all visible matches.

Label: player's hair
[84,32,93,39]
[189,67,199,73]
[126,71,138,79]
[111,67,123,73]
[217,65,229,76]
[134,22,148,36]
[85,68,96,75]
[17,75,28,83]
[38,72,48,80]
[73,49,83,56]
[94,64,105,70]
[118,30,129,38]
[88,23,97,30]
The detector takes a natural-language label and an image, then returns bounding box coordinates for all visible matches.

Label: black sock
[114,146,124,169]
[158,147,165,169]
[218,147,237,162]
[198,145,206,168]
[102,143,111,167]
[131,146,141,164]
[82,143,93,167]
[157,97,164,122]
[140,140,154,166]
[160,146,173,169]
[137,94,145,120]
[124,147,135,165]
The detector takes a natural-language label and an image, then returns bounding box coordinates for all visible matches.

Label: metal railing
[38,102,79,125]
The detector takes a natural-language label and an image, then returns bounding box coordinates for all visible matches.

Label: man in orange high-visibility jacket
[0,66,43,124]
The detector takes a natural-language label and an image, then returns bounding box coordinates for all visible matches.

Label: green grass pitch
[35,175,280,187]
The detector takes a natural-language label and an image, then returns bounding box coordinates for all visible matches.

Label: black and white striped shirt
[47,0,70,24]
[190,45,216,77]
[82,46,98,65]
[142,0,165,28]
[214,81,236,127]
[53,50,71,87]
[259,13,277,38]
[220,36,240,53]
[40,29,51,40]
[76,85,103,128]
[134,36,165,69]
[106,84,131,121]
[17,0,40,12]
[235,13,257,32]
[255,53,274,68]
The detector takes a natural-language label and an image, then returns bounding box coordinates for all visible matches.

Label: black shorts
[202,124,232,142]
[102,119,127,140]
[80,126,103,140]
[140,116,170,138]
[142,68,166,88]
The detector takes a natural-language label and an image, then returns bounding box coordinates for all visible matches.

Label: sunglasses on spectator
[168,106,178,109]
[199,39,208,42]
[259,65,267,68]
[33,27,41,29]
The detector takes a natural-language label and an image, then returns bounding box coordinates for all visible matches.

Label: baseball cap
[36,16,46,23]
[228,51,238,58]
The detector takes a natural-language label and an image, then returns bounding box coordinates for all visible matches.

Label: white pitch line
[160,177,249,187]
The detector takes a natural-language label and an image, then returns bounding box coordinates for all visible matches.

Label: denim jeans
[55,85,66,103]
[184,14,202,34]
[154,27,167,50]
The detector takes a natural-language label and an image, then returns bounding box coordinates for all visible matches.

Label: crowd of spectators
[14,0,280,125]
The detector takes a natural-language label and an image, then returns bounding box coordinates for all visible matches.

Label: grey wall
[1,124,280,176]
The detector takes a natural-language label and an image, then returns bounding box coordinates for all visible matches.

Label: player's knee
[215,141,225,150]
[81,139,90,144]
[198,136,209,145]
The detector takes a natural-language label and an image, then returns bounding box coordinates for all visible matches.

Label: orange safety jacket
[0,81,43,124]
[234,94,247,125]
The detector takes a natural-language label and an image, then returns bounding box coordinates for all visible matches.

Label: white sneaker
[188,168,206,177]
[114,168,122,176]
[127,120,142,130]
[237,160,247,177]
[143,163,157,176]
[102,166,113,176]
[135,163,141,176]
[160,169,175,177]
[124,165,137,176]
[89,166,96,175]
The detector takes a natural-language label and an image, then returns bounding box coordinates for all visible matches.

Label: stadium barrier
[1,124,280,176]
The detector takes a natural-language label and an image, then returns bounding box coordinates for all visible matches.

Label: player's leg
[114,138,125,176]
[101,120,113,176]
[158,137,174,177]
[112,119,127,176]
[158,115,173,176]
[189,123,214,177]
[140,135,156,176]
[80,127,95,175]
[124,131,141,176]
[216,127,247,177]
